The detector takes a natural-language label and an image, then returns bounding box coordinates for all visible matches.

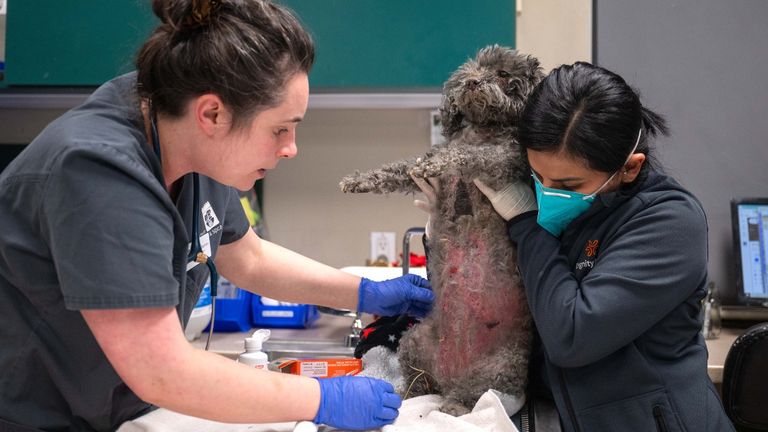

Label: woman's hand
[314,376,402,430]
[412,175,439,213]
[473,179,537,221]
[411,175,439,237]
[357,274,433,318]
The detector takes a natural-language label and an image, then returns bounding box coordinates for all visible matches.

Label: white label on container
[261,296,299,306]
[217,277,240,299]
[300,361,328,377]
[262,310,294,318]
[189,304,212,318]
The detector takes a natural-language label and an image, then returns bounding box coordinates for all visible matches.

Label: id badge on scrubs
[186,232,212,271]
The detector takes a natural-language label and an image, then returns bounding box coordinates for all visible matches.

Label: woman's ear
[621,153,647,183]
[194,94,232,136]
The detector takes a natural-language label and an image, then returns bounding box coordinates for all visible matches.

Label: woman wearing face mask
[471,62,734,431]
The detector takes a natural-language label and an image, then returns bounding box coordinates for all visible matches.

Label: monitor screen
[732,198,768,307]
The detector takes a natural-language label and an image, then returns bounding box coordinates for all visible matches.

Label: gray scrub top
[0,73,250,431]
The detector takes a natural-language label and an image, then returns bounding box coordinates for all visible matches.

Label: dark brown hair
[519,62,669,177]
[136,0,314,130]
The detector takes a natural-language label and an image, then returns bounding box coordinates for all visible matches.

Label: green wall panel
[278,0,516,89]
[5,0,157,86]
[4,1,514,89]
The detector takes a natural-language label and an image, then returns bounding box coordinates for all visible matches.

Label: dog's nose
[466,79,480,90]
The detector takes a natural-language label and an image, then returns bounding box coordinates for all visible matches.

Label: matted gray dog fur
[340,45,543,414]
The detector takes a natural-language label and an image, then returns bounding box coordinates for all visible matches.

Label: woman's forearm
[216,230,361,310]
[146,343,322,423]
[83,307,322,424]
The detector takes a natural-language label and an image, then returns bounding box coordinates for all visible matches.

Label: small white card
[430,110,446,147]
[200,232,212,257]
[185,232,212,271]
[370,231,396,264]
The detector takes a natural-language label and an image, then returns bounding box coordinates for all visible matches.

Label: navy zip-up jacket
[507,169,734,432]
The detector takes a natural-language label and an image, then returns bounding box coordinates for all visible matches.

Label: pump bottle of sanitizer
[238,329,271,369]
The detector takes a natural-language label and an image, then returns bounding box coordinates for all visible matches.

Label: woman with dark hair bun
[0,1,431,430]
[474,63,734,431]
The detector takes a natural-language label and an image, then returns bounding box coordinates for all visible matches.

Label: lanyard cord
[150,110,218,350]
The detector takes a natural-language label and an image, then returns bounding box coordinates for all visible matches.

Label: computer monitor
[731,198,768,307]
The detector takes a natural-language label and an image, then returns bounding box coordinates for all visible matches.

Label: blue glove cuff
[357,277,370,313]
[313,377,328,424]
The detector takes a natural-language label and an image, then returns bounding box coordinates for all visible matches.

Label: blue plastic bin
[204,278,253,332]
[251,295,319,329]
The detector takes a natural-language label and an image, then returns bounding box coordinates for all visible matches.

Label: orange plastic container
[277,358,362,378]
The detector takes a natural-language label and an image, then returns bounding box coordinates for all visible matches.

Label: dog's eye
[497,70,511,78]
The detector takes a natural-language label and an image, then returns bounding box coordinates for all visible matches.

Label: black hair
[136,0,314,130]
[519,62,669,175]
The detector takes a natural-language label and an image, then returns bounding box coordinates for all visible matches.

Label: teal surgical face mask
[532,129,642,237]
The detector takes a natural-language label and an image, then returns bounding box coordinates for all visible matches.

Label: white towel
[383,390,520,432]
[117,390,524,432]
[116,410,296,432]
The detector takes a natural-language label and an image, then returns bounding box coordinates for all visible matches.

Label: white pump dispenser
[238,329,271,369]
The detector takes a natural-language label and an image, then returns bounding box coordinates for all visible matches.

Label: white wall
[516,0,592,71]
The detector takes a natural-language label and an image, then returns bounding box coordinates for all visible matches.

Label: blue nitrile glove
[314,376,402,430]
[357,274,434,318]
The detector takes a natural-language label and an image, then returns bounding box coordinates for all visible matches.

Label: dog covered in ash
[339,46,544,414]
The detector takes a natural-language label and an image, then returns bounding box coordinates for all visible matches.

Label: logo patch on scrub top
[200,201,220,232]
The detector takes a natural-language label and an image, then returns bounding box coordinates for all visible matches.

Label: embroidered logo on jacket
[575,239,599,271]
[585,239,599,257]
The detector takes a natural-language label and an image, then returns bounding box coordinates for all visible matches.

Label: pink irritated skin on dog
[435,230,525,379]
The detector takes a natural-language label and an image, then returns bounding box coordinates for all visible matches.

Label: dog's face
[439,45,543,137]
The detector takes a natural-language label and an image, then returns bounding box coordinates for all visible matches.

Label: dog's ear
[523,54,545,83]
[439,94,464,138]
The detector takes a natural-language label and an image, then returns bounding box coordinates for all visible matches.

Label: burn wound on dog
[435,224,526,381]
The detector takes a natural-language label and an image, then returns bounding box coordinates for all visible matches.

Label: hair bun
[152,0,221,31]
[137,0,314,126]
[187,0,221,28]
